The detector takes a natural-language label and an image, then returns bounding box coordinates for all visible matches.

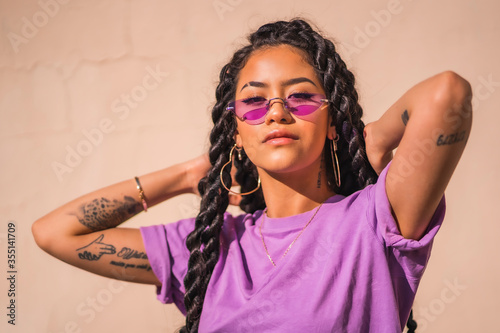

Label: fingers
[188,154,212,196]
[94,236,116,254]
[228,194,242,206]
[93,234,105,243]
[98,245,116,255]
[229,161,239,183]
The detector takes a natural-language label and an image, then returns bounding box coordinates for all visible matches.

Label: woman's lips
[263,129,299,144]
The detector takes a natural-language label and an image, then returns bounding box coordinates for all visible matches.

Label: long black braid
[180,19,416,332]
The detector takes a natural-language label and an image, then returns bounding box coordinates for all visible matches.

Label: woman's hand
[184,154,242,206]
[363,122,394,175]
[185,154,212,196]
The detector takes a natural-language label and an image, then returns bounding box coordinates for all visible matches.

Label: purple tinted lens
[288,104,320,116]
[230,94,325,124]
[241,107,268,121]
[234,100,268,124]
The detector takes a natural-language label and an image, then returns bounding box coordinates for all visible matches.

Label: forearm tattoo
[71,196,141,231]
[401,110,409,126]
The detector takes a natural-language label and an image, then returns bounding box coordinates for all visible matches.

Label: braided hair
[180,19,416,332]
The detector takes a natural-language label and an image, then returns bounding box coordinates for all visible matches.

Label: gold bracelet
[134,177,148,212]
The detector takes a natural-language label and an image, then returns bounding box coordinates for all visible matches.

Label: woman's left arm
[364,71,473,240]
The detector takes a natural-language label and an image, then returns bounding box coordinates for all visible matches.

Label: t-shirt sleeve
[140,218,195,314]
[367,161,446,280]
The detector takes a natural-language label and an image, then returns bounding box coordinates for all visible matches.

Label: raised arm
[364,71,472,240]
[32,155,210,285]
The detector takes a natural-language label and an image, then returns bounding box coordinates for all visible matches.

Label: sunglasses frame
[226,93,329,125]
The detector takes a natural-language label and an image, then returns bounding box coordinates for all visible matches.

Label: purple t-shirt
[140,164,445,332]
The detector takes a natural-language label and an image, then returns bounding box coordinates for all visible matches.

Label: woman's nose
[265,98,293,124]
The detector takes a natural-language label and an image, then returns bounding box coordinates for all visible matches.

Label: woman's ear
[327,120,337,141]
[234,130,242,147]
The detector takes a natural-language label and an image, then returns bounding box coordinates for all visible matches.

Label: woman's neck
[258,165,336,218]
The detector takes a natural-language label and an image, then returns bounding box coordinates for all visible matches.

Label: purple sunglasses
[226,93,329,125]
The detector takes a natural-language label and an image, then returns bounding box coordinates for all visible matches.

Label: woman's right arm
[32,155,210,285]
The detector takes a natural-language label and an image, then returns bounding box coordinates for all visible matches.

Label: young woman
[32,19,472,332]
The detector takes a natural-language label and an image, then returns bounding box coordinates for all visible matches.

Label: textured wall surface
[1,0,499,332]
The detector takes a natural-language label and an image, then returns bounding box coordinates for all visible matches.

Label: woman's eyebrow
[240,81,266,92]
[282,77,317,87]
[240,77,317,92]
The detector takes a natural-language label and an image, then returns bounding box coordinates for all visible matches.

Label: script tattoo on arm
[436,130,467,146]
[401,110,409,126]
[110,261,152,271]
[71,196,141,231]
[110,246,150,270]
[76,234,116,261]
[77,235,151,273]
[117,247,148,260]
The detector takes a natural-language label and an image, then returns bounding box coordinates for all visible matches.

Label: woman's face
[234,44,336,176]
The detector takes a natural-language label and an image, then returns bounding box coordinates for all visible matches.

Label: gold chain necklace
[259,203,323,267]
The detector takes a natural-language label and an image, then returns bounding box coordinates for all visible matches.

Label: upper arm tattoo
[117,247,148,260]
[76,234,116,261]
[401,110,409,126]
[71,196,141,231]
[436,130,467,146]
[76,234,151,271]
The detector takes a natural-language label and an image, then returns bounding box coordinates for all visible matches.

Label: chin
[258,157,312,175]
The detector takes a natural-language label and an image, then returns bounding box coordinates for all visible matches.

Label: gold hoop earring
[220,144,261,196]
[330,136,341,188]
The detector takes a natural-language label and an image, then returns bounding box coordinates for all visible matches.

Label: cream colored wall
[0,0,498,332]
